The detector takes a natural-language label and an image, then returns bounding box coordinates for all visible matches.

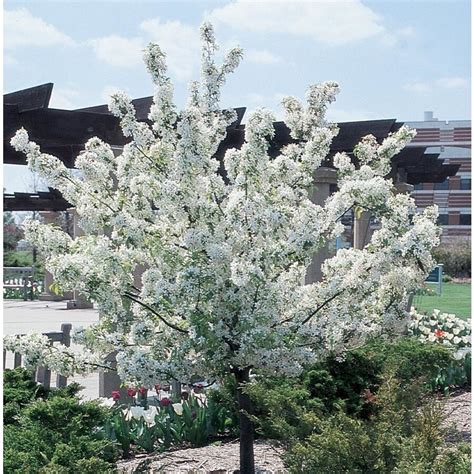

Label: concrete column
[305,167,338,284]
[98,351,128,398]
[66,208,94,309]
[38,212,69,301]
[353,210,372,250]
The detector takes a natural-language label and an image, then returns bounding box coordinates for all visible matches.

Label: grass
[413,282,471,320]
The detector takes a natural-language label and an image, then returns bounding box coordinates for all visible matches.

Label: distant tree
[3,212,24,252]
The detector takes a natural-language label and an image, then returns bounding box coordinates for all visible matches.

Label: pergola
[4,83,459,213]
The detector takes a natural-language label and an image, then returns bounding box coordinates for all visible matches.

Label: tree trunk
[235,368,255,474]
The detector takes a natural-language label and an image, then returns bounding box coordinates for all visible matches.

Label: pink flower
[111,391,121,401]
[127,388,137,397]
[160,397,171,407]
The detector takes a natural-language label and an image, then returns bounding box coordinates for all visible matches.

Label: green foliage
[284,374,470,474]
[3,368,119,474]
[105,394,235,456]
[210,337,468,471]
[207,337,459,444]
[3,368,47,424]
[433,241,471,278]
[357,337,454,391]
[435,356,471,395]
[3,212,24,252]
[3,250,34,267]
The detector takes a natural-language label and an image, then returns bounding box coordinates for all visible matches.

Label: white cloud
[4,8,75,49]
[246,49,283,65]
[88,18,199,81]
[88,35,144,67]
[403,76,468,94]
[207,0,387,46]
[139,18,200,82]
[403,82,432,94]
[435,77,468,89]
[49,87,81,110]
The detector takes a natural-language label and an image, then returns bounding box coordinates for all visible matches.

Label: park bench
[3,323,72,389]
[3,266,36,301]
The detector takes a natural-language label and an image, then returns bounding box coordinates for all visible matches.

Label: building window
[434,179,449,190]
[460,214,471,226]
[437,214,449,225]
[460,178,471,190]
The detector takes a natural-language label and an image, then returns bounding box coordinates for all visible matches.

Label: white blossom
[6,22,441,387]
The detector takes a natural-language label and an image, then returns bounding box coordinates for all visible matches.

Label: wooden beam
[4,83,54,112]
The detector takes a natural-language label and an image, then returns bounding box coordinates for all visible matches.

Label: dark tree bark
[235,367,255,474]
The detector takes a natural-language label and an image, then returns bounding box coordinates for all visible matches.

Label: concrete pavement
[4,300,100,399]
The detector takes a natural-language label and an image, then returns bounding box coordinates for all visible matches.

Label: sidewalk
[4,300,100,399]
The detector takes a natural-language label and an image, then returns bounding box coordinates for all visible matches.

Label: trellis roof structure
[4,84,459,212]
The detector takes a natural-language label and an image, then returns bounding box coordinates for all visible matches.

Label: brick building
[407,112,471,243]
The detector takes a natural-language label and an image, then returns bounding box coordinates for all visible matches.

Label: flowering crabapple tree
[6,23,440,473]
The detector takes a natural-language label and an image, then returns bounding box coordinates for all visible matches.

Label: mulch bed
[117,389,471,473]
[440,388,471,443]
[117,439,287,473]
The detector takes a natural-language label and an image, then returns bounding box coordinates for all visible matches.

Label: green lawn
[412,282,471,320]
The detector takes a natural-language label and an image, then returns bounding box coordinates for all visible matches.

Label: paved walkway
[4,300,100,399]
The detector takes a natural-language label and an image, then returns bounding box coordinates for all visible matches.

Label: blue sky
[4,0,471,192]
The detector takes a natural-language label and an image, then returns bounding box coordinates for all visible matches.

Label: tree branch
[301,290,344,325]
[123,292,188,334]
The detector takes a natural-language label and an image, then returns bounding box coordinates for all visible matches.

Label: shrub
[433,241,471,278]
[3,368,47,424]
[3,368,119,473]
[209,336,456,445]
[284,374,471,473]
[357,336,456,391]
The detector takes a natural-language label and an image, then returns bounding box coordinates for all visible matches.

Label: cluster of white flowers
[121,404,182,426]
[408,308,471,359]
[4,333,106,376]
[7,22,441,387]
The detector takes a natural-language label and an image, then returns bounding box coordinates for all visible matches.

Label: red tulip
[138,387,147,395]
[434,329,445,338]
[111,391,121,401]
[127,388,137,397]
[160,397,171,407]
[154,384,161,393]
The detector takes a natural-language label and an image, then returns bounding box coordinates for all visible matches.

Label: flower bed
[100,384,236,458]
